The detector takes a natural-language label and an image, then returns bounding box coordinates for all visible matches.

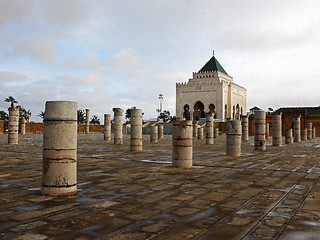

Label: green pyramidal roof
[198,55,228,75]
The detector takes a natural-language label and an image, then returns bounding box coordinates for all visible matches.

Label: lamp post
[159,94,163,114]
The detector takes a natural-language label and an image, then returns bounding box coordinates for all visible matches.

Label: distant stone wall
[0,120,4,134]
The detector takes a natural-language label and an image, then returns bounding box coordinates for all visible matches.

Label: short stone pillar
[193,122,198,138]
[198,127,204,140]
[214,128,219,139]
[294,116,301,142]
[307,122,312,140]
[272,112,282,146]
[41,101,77,196]
[85,109,90,134]
[158,124,164,139]
[104,114,111,141]
[205,113,214,144]
[254,110,266,151]
[172,118,192,168]
[265,123,270,139]
[150,125,158,143]
[20,118,26,135]
[285,129,293,144]
[241,115,249,141]
[130,109,142,151]
[312,127,316,139]
[226,120,242,156]
[301,128,307,141]
[113,108,123,144]
[8,107,19,144]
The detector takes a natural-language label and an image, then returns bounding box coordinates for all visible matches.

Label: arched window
[209,104,216,118]
[183,104,191,120]
[193,101,205,120]
[225,104,228,119]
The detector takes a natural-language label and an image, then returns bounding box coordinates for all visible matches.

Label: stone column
[241,115,249,141]
[172,118,192,168]
[265,123,270,139]
[294,116,301,142]
[104,114,111,141]
[214,128,219,139]
[205,113,214,144]
[150,125,158,143]
[312,127,316,138]
[301,128,307,141]
[285,129,293,144]
[226,120,241,156]
[198,127,204,140]
[307,122,312,140]
[254,110,266,151]
[85,109,89,134]
[20,117,26,135]
[130,109,142,151]
[193,122,198,138]
[113,108,123,144]
[158,124,164,139]
[272,112,282,146]
[41,101,77,196]
[8,107,19,144]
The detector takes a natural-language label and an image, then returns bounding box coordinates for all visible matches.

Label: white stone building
[176,54,247,121]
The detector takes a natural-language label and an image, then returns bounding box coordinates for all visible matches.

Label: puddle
[27,187,41,191]
[141,159,172,164]
[184,207,217,223]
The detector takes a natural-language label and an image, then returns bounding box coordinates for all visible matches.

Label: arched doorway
[236,104,240,119]
[209,104,216,118]
[225,104,228,119]
[183,104,191,120]
[232,106,235,119]
[193,101,205,120]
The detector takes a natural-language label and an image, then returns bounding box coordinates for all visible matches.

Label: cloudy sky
[1,0,320,122]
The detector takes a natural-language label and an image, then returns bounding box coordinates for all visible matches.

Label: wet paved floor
[1,133,320,239]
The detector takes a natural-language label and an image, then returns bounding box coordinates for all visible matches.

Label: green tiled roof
[199,55,228,75]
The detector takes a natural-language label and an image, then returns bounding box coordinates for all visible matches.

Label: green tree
[158,110,172,123]
[17,105,31,122]
[0,111,8,121]
[77,109,86,124]
[90,115,100,125]
[5,96,18,108]
[37,111,44,120]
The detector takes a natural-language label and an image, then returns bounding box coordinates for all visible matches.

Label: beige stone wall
[176,70,246,120]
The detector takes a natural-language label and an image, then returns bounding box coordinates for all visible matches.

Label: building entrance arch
[183,104,191,120]
[193,101,205,120]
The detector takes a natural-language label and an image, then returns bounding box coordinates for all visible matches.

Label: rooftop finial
[213,49,214,56]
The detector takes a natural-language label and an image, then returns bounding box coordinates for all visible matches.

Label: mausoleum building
[176,53,247,121]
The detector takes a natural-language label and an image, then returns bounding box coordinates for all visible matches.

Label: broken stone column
[214,128,219,139]
[20,117,26,135]
[272,112,282,146]
[104,114,111,141]
[41,101,77,196]
[301,128,307,141]
[307,122,312,140]
[130,109,142,151]
[193,122,198,138]
[113,108,123,144]
[294,116,301,142]
[265,123,270,139]
[285,129,293,144]
[205,113,214,144]
[85,109,89,134]
[226,120,242,156]
[198,127,204,140]
[150,125,158,143]
[172,118,192,168]
[241,115,249,141]
[312,127,316,138]
[8,107,19,144]
[158,124,164,139]
[254,110,266,151]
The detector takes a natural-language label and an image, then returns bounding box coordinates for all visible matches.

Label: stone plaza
[1,130,320,239]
